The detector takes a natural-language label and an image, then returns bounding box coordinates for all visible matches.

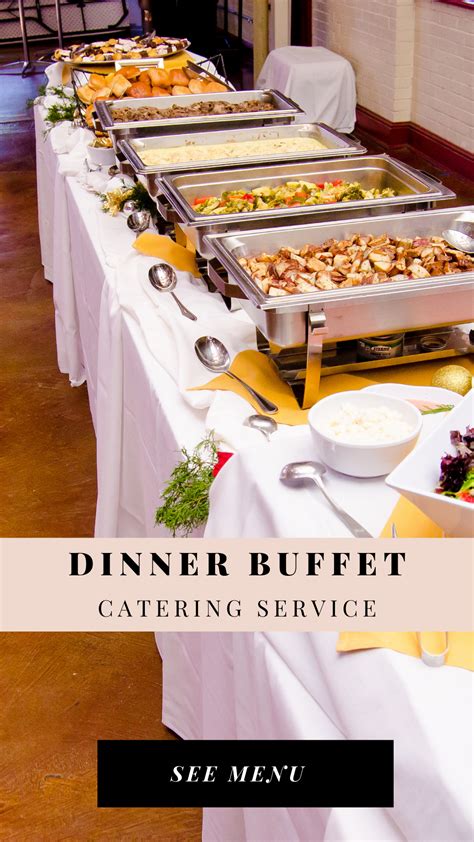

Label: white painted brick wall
[412,0,473,150]
[312,0,473,151]
[312,0,409,121]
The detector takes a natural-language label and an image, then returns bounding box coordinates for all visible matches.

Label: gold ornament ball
[431,365,472,396]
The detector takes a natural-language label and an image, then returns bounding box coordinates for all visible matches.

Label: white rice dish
[136,136,326,167]
[319,402,414,445]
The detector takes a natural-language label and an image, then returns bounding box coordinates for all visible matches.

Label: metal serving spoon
[442,229,474,254]
[280,461,373,538]
[127,209,151,237]
[148,264,197,321]
[244,414,278,441]
[195,336,278,415]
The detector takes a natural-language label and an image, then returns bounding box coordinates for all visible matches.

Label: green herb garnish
[44,99,76,127]
[155,433,219,536]
[27,83,69,108]
[101,181,156,216]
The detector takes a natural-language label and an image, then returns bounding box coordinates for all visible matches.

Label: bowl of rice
[308,391,422,477]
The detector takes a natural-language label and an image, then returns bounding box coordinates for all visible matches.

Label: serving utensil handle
[226,371,278,414]
[170,292,197,321]
[311,477,373,538]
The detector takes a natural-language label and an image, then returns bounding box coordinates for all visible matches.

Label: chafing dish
[117,123,366,194]
[95,89,303,150]
[204,207,474,407]
[156,155,455,258]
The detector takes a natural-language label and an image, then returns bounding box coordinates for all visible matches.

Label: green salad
[191,179,397,215]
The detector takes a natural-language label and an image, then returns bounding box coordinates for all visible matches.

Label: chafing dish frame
[156,155,455,258]
[95,89,304,150]
[116,123,367,193]
[204,207,474,407]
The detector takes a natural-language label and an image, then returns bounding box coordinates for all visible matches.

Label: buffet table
[157,631,473,841]
[34,87,473,841]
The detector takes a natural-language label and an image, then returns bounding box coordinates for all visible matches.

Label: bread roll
[76,84,94,104]
[204,81,228,93]
[89,73,106,91]
[138,70,151,84]
[120,65,140,79]
[188,78,207,94]
[91,86,112,102]
[171,85,190,96]
[151,86,171,97]
[169,68,189,87]
[110,74,132,98]
[148,67,170,88]
[84,104,95,127]
[128,81,152,98]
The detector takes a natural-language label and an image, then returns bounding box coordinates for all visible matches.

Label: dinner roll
[88,73,106,91]
[169,68,189,87]
[188,78,207,94]
[128,81,152,98]
[91,86,112,102]
[204,81,228,93]
[120,65,140,79]
[171,85,190,96]
[152,86,171,96]
[148,67,170,87]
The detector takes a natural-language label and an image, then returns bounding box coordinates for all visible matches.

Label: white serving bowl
[308,390,422,478]
[386,391,474,537]
[86,143,116,168]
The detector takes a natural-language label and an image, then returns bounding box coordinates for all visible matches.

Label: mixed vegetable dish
[191,179,397,215]
[436,427,474,503]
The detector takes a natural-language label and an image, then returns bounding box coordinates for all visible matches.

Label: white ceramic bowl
[86,143,116,168]
[308,390,422,478]
[386,391,474,537]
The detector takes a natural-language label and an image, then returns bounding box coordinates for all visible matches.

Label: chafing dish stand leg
[303,311,328,409]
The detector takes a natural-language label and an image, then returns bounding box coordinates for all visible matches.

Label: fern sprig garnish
[155,433,219,536]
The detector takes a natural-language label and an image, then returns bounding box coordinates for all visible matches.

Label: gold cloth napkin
[380,497,442,538]
[133,232,200,277]
[337,632,473,672]
[163,51,195,69]
[194,351,473,422]
[191,350,377,425]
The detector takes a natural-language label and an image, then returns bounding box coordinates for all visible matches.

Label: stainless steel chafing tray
[117,123,367,193]
[156,155,455,258]
[204,207,474,407]
[94,89,303,149]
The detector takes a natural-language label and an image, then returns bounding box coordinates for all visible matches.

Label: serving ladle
[195,336,278,415]
[442,229,474,254]
[244,414,278,441]
[148,264,197,321]
[127,209,151,237]
[280,461,373,538]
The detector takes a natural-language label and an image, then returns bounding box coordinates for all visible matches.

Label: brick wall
[412,0,473,152]
[312,0,473,152]
[312,0,407,122]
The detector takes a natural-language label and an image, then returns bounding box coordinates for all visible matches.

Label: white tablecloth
[256,47,357,133]
[157,631,473,842]
[34,98,473,842]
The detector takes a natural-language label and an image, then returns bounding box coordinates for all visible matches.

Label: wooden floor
[0,633,202,840]
[0,62,202,841]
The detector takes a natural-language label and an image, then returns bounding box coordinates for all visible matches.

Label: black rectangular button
[97,739,394,808]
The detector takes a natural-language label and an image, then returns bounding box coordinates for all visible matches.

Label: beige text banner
[0,538,472,631]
